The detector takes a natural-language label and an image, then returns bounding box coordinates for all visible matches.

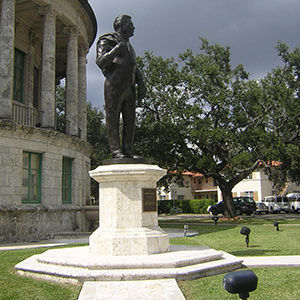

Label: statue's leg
[104,80,123,155]
[122,86,136,157]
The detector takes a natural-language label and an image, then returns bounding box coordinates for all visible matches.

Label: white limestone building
[0,0,97,242]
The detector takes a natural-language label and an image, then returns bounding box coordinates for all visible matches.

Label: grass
[178,267,300,300]
[1,217,300,299]
[163,223,300,256]
[0,248,81,300]
[164,218,300,299]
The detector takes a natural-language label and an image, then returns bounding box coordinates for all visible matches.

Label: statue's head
[113,15,134,38]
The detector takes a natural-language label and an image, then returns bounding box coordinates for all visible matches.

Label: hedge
[158,199,216,214]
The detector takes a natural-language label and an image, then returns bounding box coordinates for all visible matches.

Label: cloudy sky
[86,0,300,109]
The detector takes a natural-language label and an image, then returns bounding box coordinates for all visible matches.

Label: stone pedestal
[89,164,169,256]
[16,164,243,283]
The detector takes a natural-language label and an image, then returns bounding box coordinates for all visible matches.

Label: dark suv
[207,196,257,216]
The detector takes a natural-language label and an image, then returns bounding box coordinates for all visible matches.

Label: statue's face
[121,18,135,38]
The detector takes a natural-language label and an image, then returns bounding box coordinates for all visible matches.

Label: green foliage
[158,199,215,214]
[86,102,110,200]
[260,42,300,189]
[135,52,190,166]
[86,102,110,169]
[136,39,300,217]
[136,40,270,217]
[55,86,66,133]
[158,200,173,213]
[178,199,193,213]
[188,199,215,214]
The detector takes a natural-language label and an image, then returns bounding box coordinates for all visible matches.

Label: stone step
[37,245,223,270]
[15,245,243,284]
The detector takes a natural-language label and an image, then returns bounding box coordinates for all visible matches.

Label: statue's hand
[138,83,147,100]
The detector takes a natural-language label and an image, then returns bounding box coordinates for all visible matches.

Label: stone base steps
[15,245,243,284]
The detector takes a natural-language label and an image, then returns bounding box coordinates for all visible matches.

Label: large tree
[87,102,110,168]
[135,39,272,217]
[86,102,110,200]
[260,42,300,189]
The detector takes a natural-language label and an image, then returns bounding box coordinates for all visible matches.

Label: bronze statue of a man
[96,15,146,159]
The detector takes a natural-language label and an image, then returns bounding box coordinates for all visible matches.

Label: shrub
[158,199,215,214]
[158,200,173,214]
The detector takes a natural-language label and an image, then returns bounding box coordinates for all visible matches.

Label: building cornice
[0,121,92,157]
[76,0,97,47]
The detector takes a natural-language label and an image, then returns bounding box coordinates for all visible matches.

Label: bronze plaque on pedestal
[142,188,157,212]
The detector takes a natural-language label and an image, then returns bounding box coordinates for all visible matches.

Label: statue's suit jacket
[96,32,144,89]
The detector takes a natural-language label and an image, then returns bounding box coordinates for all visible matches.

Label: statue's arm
[135,68,145,85]
[136,68,147,103]
[96,38,126,70]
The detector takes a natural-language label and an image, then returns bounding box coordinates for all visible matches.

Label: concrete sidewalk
[0,227,197,251]
[2,228,300,267]
[3,227,300,269]
[0,237,89,251]
[242,256,300,267]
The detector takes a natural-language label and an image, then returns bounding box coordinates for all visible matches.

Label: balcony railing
[12,102,42,127]
[12,103,81,138]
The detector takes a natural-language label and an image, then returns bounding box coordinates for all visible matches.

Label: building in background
[159,169,300,203]
[227,169,300,202]
[0,0,97,242]
[158,172,218,201]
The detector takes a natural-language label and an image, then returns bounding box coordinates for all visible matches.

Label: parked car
[287,193,300,212]
[262,196,284,213]
[207,197,257,216]
[255,202,269,214]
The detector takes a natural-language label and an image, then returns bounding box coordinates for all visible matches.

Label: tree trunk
[219,186,236,218]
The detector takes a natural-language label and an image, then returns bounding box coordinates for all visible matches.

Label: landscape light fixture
[183,224,189,237]
[223,270,258,300]
[240,226,251,248]
[273,221,279,231]
[212,216,219,225]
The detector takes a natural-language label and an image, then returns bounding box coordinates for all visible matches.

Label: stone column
[78,44,89,141]
[0,0,15,121]
[65,26,79,136]
[27,30,38,106]
[27,30,39,126]
[39,5,57,129]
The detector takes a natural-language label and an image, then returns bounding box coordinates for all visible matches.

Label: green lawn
[165,221,300,299]
[178,267,300,300]
[163,223,300,256]
[1,219,300,299]
[0,248,81,300]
